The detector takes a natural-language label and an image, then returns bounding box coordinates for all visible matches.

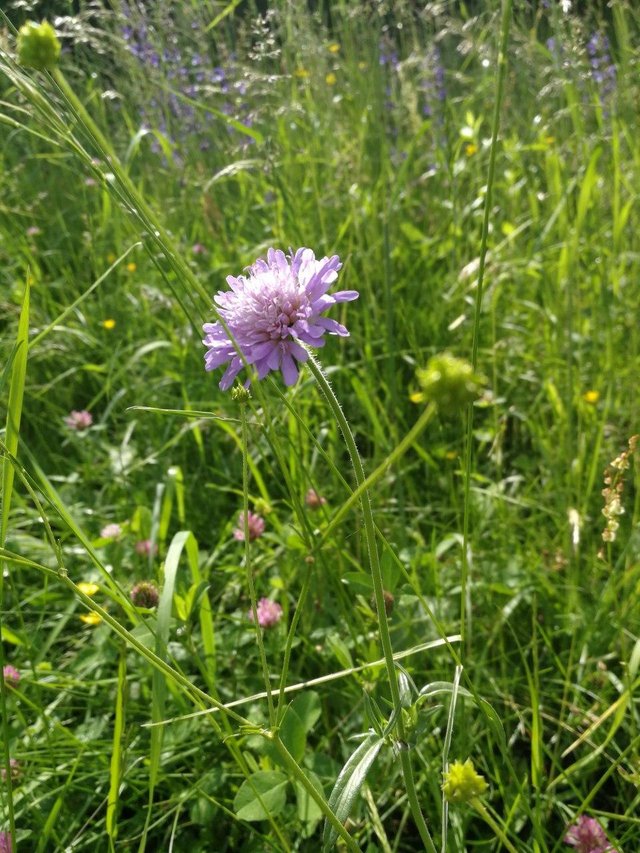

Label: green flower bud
[442,759,488,804]
[17,20,61,70]
[415,352,486,414]
[231,384,251,404]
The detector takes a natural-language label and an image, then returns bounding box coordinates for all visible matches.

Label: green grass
[1,0,639,850]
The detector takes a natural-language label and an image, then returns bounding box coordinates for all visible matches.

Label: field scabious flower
[564,815,617,852]
[233,511,265,542]
[249,598,283,628]
[203,248,358,389]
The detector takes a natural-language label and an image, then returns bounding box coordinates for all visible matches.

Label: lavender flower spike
[203,248,358,389]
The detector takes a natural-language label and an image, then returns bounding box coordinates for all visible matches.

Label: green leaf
[233,771,288,822]
[279,704,307,764]
[291,691,322,733]
[295,770,324,832]
[322,733,384,850]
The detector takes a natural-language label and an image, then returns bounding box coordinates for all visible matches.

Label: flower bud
[442,759,488,804]
[415,353,485,414]
[130,581,160,609]
[17,21,61,70]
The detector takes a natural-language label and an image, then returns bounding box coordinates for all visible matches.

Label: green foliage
[0,0,639,850]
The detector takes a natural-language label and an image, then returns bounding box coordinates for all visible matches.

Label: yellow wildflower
[294,67,309,79]
[583,390,599,405]
[106,253,116,264]
[80,612,102,626]
[328,43,340,53]
[102,318,116,330]
[77,582,99,597]
[465,143,478,157]
[325,72,337,86]
[443,759,488,804]
[409,391,425,404]
[126,262,137,273]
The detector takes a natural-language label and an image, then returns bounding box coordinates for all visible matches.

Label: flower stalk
[308,356,437,853]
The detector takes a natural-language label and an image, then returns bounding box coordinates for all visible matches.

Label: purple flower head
[192,242,207,256]
[202,248,358,389]
[65,410,93,430]
[564,816,617,852]
[0,831,12,853]
[2,665,20,687]
[249,597,283,628]
[233,511,265,542]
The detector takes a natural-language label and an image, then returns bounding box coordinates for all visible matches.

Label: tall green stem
[308,357,437,853]
[461,0,513,651]
[240,402,276,728]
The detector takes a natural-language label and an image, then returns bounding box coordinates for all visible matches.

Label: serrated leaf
[233,770,288,821]
[322,733,384,850]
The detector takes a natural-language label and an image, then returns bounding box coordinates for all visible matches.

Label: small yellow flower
[583,390,599,405]
[358,61,367,71]
[409,391,425,404]
[328,42,340,54]
[325,72,337,86]
[102,318,116,330]
[544,135,555,145]
[443,759,488,804]
[80,612,102,626]
[465,143,478,157]
[294,67,309,79]
[126,262,137,273]
[445,450,458,460]
[77,582,100,597]
[106,253,116,264]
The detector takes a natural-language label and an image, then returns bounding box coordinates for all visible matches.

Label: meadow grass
[0,1,639,850]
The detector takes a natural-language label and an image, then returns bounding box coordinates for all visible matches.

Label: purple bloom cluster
[564,816,618,853]
[586,32,616,105]
[418,46,446,118]
[203,248,358,389]
[121,5,257,155]
[0,831,12,853]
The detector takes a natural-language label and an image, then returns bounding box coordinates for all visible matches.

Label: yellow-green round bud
[415,352,486,414]
[442,759,488,804]
[17,20,61,70]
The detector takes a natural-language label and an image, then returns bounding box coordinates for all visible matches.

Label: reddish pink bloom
[2,665,20,687]
[233,511,265,542]
[0,831,12,853]
[130,581,160,609]
[305,488,327,509]
[248,598,283,628]
[564,816,617,852]
[135,539,158,557]
[64,410,93,430]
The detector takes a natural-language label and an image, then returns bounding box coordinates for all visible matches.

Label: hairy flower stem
[308,356,436,853]
[461,0,512,653]
[240,405,276,728]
